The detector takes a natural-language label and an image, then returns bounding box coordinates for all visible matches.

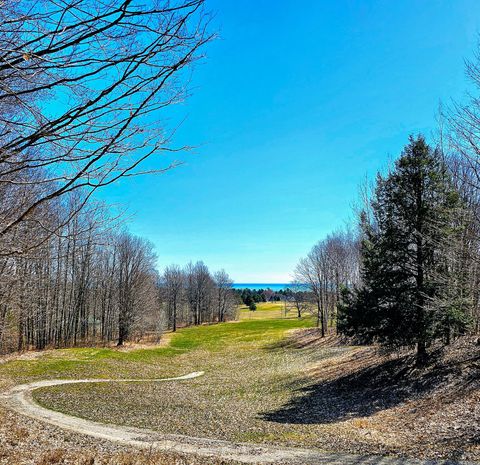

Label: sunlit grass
[0,304,315,384]
[239,301,289,320]
[30,311,327,448]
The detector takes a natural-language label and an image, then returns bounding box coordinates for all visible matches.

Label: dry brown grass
[1,314,478,464]
[31,450,239,465]
[32,329,480,462]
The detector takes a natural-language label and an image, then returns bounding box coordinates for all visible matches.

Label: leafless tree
[0,0,211,255]
[287,282,311,318]
[295,228,359,336]
[116,232,157,345]
[162,264,184,331]
[184,261,214,325]
[213,269,234,323]
[445,154,480,332]
[444,45,480,333]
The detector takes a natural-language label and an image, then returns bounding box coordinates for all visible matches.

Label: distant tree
[264,288,274,302]
[162,265,184,332]
[339,136,470,362]
[288,282,310,318]
[249,302,257,311]
[213,269,234,322]
[244,294,254,307]
[185,261,215,325]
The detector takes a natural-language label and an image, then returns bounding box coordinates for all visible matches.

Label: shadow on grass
[262,352,425,424]
[264,328,347,351]
[261,332,480,462]
[262,341,479,425]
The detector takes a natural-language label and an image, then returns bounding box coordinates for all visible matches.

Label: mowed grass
[0,303,314,386]
[1,303,355,450]
[238,301,289,320]
[31,306,341,448]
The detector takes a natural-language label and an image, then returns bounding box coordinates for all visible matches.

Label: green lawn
[29,308,343,448]
[238,301,288,320]
[0,304,361,454]
[0,302,314,385]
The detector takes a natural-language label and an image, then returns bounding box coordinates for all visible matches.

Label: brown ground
[276,330,479,460]
[0,405,240,465]
[0,326,478,464]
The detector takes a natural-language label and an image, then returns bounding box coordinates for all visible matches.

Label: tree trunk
[317,300,325,337]
[172,300,177,332]
[416,340,427,365]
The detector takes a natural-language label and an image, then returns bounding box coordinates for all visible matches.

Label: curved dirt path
[1,374,476,465]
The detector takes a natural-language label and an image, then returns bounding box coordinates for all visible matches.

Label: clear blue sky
[97,0,480,283]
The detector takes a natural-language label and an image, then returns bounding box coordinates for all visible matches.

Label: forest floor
[0,302,478,464]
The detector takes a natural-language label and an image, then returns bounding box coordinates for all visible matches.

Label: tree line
[235,288,281,306]
[0,0,236,354]
[0,190,236,353]
[295,48,480,361]
[161,264,237,332]
[0,196,157,352]
[236,286,322,317]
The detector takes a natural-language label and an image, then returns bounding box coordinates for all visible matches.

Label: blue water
[233,283,289,291]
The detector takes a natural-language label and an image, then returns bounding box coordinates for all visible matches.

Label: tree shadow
[261,334,480,462]
[263,353,416,424]
[262,345,479,425]
[266,329,347,351]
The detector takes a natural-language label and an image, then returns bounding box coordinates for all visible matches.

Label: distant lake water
[233,283,289,291]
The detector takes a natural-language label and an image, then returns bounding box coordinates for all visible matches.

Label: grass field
[0,302,478,463]
[30,305,328,446]
[238,301,289,319]
[0,302,305,388]
[0,303,304,385]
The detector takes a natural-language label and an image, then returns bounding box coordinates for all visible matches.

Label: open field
[0,303,479,464]
[238,301,292,319]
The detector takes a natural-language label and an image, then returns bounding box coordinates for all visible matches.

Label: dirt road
[1,374,476,465]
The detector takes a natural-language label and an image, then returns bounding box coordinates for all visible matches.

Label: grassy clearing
[1,302,478,462]
[32,308,334,449]
[0,303,313,386]
[238,301,289,320]
[0,303,319,463]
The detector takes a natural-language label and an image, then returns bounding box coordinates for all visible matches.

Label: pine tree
[338,136,470,362]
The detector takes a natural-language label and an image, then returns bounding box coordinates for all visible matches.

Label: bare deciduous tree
[162,264,184,332]
[287,282,311,318]
[295,229,359,336]
[116,232,157,346]
[0,0,211,255]
[213,269,234,323]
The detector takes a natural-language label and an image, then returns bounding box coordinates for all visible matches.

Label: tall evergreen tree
[338,136,470,362]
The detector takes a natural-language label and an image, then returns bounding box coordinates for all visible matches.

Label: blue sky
[97,0,480,283]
